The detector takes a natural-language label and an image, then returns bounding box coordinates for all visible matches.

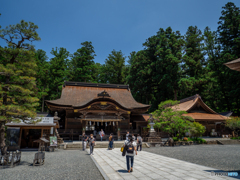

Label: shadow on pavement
[117,169,128,173]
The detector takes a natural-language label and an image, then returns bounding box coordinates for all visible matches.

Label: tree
[0,20,40,154]
[104,50,127,84]
[189,122,206,138]
[35,49,50,112]
[69,41,96,82]
[215,2,240,114]
[128,27,185,111]
[181,26,206,97]
[225,117,240,137]
[48,47,70,100]
[152,100,194,138]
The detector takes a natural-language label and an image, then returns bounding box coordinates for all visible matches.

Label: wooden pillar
[18,128,22,148]
[65,117,68,130]
[41,128,43,137]
[117,122,121,140]
[82,121,86,134]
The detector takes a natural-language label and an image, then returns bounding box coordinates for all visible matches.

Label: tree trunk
[0,122,6,155]
[42,96,45,112]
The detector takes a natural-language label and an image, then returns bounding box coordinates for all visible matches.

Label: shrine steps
[217,139,240,145]
[59,141,148,150]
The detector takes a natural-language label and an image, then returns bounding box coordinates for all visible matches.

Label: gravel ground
[1,149,104,180]
[143,144,240,171]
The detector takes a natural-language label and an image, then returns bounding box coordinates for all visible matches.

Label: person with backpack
[137,134,142,151]
[89,134,96,155]
[124,134,137,173]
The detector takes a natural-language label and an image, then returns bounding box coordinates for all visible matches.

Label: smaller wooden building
[6,113,58,149]
[171,94,230,136]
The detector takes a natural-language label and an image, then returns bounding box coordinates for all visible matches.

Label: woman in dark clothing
[89,134,96,155]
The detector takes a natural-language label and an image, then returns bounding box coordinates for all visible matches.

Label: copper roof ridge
[179,94,201,103]
[63,81,129,89]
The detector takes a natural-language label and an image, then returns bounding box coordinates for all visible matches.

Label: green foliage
[231,137,240,140]
[0,20,40,122]
[225,117,240,136]
[48,47,70,100]
[189,122,206,138]
[103,50,128,84]
[188,137,206,143]
[69,41,96,82]
[152,100,194,138]
[35,49,50,112]
[172,137,178,141]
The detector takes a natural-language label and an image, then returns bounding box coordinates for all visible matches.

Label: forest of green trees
[1,2,240,116]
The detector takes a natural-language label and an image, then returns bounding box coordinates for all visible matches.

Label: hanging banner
[50,136,57,146]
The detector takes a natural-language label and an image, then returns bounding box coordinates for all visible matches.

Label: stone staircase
[217,139,240,145]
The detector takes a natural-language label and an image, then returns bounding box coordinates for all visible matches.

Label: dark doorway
[21,129,41,148]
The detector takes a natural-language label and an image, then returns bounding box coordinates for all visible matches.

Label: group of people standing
[82,130,143,173]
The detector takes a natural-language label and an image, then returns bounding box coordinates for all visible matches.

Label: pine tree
[35,49,50,112]
[69,41,96,82]
[181,26,206,97]
[104,50,127,84]
[0,20,40,154]
[48,47,70,100]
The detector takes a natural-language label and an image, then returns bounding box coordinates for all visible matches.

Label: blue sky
[1,0,240,64]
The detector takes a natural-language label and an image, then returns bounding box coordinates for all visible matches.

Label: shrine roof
[171,94,229,120]
[171,94,217,114]
[182,113,229,121]
[45,81,150,110]
[224,58,240,71]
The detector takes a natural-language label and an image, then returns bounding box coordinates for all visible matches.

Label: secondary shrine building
[45,81,150,140]
[171,94,230,136]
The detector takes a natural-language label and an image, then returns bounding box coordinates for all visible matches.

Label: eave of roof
[183,113,229,121]
[5,123,56,127]
[224,58,240,71]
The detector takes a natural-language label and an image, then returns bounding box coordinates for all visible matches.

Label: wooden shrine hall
[171,94,230,136]
[45,81,150,140]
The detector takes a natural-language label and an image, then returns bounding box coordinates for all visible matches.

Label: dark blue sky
[1,0,240,64]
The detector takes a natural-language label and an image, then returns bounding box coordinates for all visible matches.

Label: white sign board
[36,117,54,124]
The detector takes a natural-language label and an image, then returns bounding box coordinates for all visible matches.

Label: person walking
[99,129,105,141]
[126,131,129,140]
[109,134,113,150]
[132,134,136,141]
[82,133,88,151]
[137,134,142,151]
[89,134,96,155]
[124,134,137,173]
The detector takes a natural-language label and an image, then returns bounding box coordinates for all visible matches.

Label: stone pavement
[88,148,237,180]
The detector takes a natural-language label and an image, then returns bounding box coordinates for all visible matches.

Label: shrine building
[171,94,230,136]
[45,81,150,140]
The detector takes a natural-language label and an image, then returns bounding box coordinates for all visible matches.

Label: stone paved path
[88,148,236,180]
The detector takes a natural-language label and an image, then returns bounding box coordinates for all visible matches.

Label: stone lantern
[149,114,155,133]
